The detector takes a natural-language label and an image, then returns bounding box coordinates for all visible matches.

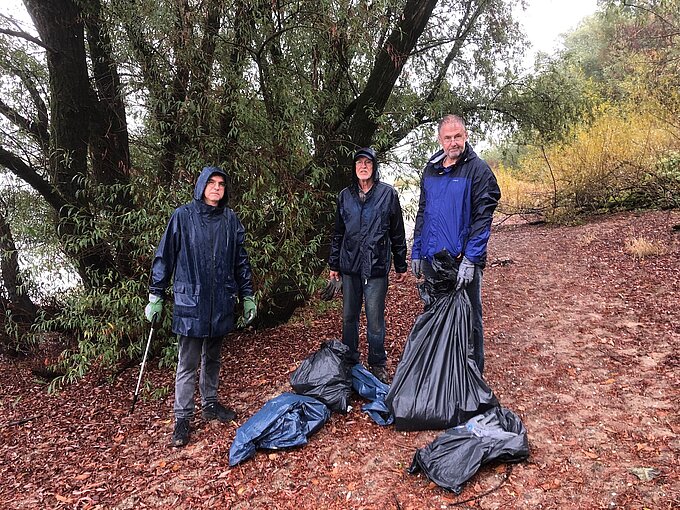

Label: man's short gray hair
[438,114,467,133]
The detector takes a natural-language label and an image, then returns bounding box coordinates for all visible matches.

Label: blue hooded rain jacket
[412,144,500,266]
[149,167,254,338]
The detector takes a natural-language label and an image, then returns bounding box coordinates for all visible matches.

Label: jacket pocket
[173,282,200,318]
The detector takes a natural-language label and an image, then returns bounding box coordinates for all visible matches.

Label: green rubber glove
[144,294,163,322]
[243,296,257,325]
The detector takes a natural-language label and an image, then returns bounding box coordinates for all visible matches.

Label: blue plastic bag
[229,392,330,466]
[351,364,393,426]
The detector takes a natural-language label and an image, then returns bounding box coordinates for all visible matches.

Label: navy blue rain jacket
[149,167,254,338]
[328,158,407,280]
[412,143,500,266]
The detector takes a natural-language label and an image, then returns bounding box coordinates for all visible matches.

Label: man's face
[438,122,468,163]
[355,156,374,181]
[203,175,226,206]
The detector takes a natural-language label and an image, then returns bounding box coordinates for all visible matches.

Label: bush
[501,102,680,222]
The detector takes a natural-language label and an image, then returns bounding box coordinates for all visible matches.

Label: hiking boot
[201,402,237,423]
[370,365,390,384]
[171,418,190,448]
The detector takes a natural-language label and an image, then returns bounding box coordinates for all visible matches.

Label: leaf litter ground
[1,209,678,509]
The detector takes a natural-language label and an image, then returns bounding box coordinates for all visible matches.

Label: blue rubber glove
[243,296,257,325]
[411,259,422,278]
[144,294,163,322]
[456,256,475,290]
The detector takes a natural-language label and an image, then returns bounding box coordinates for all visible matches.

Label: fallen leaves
[1,210,678,509]
[629,467,661,481]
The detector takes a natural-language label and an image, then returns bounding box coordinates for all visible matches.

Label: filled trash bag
[351,364,393,426]
[290,340,353,413]
[386,250,497,430]
[408,406,529,494]
[229,392,330,466]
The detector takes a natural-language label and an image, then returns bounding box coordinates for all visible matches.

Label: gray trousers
[174,335,223,419]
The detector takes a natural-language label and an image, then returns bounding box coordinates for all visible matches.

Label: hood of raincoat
[194,166,229,208]
[351,147,381,187]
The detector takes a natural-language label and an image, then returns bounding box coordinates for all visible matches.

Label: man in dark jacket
[411,115,501,375]
[327,148,408,383]
[144,166,256,447]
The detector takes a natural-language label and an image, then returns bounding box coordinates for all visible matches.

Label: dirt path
[1,209,678,509]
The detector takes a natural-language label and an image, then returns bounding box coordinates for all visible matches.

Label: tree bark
[0,211,37,324]
[22,0,121,285]
[346,0,439,148]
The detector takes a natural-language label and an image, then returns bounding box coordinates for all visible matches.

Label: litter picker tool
[129,314,157,414]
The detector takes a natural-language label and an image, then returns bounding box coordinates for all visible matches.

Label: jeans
[422,259,485,374]
[174,335,223,419]
[342,274,388,367]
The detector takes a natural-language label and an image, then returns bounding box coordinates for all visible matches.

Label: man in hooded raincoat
[145,166,256,447]
[327,148,407,384]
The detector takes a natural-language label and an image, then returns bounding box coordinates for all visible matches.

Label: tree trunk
[23,0,123,286]
[0,211,37,324]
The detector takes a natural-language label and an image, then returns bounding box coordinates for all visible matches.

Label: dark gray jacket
[329,150,407,279]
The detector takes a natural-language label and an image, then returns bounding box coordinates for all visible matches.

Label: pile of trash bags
[228,250,529,493]
[229,340,390,466]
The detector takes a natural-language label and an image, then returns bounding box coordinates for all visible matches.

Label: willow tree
[107,0,527,323]
[0,0,527,336]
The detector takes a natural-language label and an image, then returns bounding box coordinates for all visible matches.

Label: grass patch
[624,237,668,259]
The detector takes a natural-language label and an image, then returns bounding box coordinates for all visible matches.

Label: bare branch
[0,146,66,213]
[0,27,54,52]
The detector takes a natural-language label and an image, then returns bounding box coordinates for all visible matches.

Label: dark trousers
[174,335,223,419]
[341,274,388,367]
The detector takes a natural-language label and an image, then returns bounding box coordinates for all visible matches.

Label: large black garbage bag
[386,250,497,430]
[229,392,330,466]
[408,406,529,494]
[351,364,393,426]
[290,340,353,413]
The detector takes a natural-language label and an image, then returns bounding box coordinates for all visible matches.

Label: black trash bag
[408,406,529,494]
[290,340,354,413]
[386,250,497,430]
[351,364,393,426]
[320,279,342,301]
[229,392,330,466]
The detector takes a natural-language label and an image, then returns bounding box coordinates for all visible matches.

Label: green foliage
[1,0,544,382]
[491,1,680,222]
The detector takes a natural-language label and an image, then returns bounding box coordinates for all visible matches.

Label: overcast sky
[520,0,599,64]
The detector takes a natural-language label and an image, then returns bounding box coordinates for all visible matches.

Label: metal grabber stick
[129,314,157,414]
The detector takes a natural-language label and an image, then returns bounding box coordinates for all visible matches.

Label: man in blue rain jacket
[411,115,501,375]
[328,148,408,384]
[144,166,256,447]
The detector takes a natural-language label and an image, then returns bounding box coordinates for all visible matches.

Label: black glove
[321,278,342,301]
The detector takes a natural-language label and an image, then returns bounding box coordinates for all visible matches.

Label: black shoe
[370,365,390,384]
[172,418,190,447]
[201,402,237,423]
